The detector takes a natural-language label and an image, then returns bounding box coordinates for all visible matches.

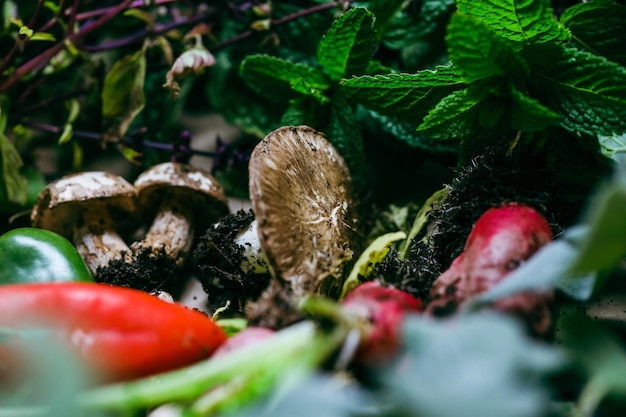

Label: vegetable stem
[78,320,347,411]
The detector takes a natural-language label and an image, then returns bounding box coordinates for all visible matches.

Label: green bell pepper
[0,227,93,284]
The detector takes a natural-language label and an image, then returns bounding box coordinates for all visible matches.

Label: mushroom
[30,171,137,277]
[248,125,361,298]
[119,162,230,291]
[192,209,272,317]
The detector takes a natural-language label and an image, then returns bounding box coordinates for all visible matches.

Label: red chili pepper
[0,282,227,382]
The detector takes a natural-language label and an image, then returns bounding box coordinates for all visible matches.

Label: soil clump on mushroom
[193,209,272,317]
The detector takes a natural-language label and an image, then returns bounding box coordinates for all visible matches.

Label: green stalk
[77,320,347,412]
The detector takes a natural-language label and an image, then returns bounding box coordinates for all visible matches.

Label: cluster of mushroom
[29,126,362,321]
[30,162,230,293]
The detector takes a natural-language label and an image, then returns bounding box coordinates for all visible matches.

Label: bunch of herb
[1,1,626,415]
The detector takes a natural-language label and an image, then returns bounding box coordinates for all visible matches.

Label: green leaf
[0,108,27,206]
[572,165,626,274]
[207,52,285,137]
[317,7,377,80]
[528,46,626,136]
[599,133,626,160]
[508,87,559,132]
[447,13,529,83]
[101,49,146,144]
[456,0,570,46]
[340,67,465,122]
[417,84,488,138]
[384,313,565,417]
[560,316,626,416]
[382,0,455,50]
[240,55,330,103]
[361,110,460,152]
[398,187,449,260]
[340,231,407,300]
[560,0,626,65]
[29,32,55,42]
[361,0,405,39]
[326,92,366,179]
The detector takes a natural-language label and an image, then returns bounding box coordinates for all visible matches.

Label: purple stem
[23,121,217,160]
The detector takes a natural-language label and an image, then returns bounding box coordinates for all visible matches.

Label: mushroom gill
[248,125,361,298]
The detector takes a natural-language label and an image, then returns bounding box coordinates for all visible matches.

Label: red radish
[213,327,276,357]
[426,203,554,334]
[342,281,423,366]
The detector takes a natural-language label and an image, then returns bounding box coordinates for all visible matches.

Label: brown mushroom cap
[248,125,360,297]
[30,171,137,239]
[134,162,230,228]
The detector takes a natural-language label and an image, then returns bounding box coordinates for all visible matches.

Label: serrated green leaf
[290,78,329,104]
[447,13,529,83]
[599,133,626,160]
[326,92,365,178]
[560,0,626,65]
[456,0,570,46]
[340,67,465,122]
[527,46,626,136]
[280,97,324,128]
[361,110,460,152]
[340,231,407,300]
[508,87,559,132]
[418,85,488,137]
[101,49,146,144]
[382,0,455,50]
[240,55,330,103]
[208,52,285,137]
[317,7,377,81]
[361,0,404,38]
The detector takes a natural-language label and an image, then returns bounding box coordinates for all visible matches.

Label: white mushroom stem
[234,219,270,274]
[131,204,194,265]
[73,223,132,275]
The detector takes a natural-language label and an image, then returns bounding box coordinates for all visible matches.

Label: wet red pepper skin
[0,282,227,382]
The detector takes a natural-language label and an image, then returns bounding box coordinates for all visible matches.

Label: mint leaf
[417,85,488,138]
[456,0,570,46]
[362,110,460,152]
[599,133,626,160]
[326,92,365,179]
[317,7,377,80]
[447,13,529,83]
[240,55,330,103]
[362,0,404,38]
[382,0,455,50]
[528,46,626,136]
[101,49,146,144]
[340,67,464,122]
[508,87,559,132]
[560,0,626,66]
[207,52,285,137]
